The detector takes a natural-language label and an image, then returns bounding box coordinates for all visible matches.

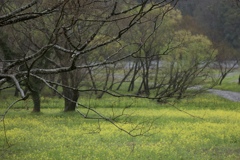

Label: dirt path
[209,89,240,102]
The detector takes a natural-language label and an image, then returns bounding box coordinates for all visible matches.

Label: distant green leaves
[161,30,217,82]
[221,3,240,49]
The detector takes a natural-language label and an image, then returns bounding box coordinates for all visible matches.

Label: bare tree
[0,0,65,27]
[214,42,239,85]
[0,0,181,136]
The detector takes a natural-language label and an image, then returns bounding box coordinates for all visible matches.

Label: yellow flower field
[0,97,239,160]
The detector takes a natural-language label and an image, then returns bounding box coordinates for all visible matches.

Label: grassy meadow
[0,94,239,160]
[0,71,240,160]
[214,71,240,92]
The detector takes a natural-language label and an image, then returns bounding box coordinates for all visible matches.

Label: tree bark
[63,88,79,112]
[31,90,40,112]
[61,72,79,112]
[128,62,140,92]
[238,74,240,85]
[117,64,134,90]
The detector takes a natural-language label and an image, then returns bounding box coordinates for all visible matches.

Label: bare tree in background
[214,42,239,85]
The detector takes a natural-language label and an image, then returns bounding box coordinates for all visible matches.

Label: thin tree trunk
[238,74,240,85]
[219,73,227,85]
[88,67,97,94]
[14,87,19,97]
[128,62,140,92]
[154,58,160,88]
[97,66,110,99]
[117,65,134,90]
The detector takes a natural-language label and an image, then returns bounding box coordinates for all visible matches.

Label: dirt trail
[209,89,240,102]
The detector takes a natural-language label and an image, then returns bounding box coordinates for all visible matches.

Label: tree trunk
[154,58,160,88]
[238,74,240,85]
[137,59,150,96]
[117,65,134,90]
[97,66,110,99]
[14,87,19,97]
[27,77,42,112]
[63,88,79,112]
[128,62,140,92]
[88,67,97,94]
[32,91,41,112]
[219,73,227,85]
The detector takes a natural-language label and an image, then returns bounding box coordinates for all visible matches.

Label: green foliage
[176,0,240,68]
[163,30,216,68]
[220,2,240,49]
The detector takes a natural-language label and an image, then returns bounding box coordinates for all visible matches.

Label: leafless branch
[0,0,69,27]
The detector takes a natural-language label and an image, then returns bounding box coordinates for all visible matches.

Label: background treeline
[176,0,240,53]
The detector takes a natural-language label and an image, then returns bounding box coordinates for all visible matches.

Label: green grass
[0,94,239,160]
[213,70,240,92]
[0,71,239,160]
